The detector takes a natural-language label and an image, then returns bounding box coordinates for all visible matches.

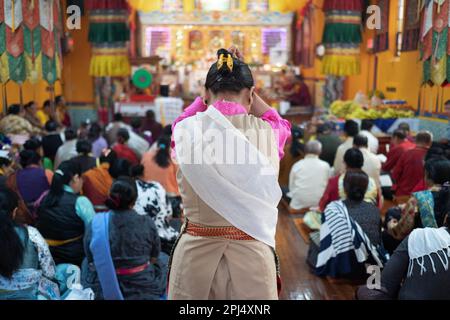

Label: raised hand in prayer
[228,45,244,61]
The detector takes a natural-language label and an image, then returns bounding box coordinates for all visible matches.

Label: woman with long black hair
[36,160,95,266]
[142,136,179,195]
[0,187,57,300]
[82,178,165,300]
[168,47,291,299]
[141,135,182,217]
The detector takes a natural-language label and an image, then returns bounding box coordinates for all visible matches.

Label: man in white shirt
[333,120,359,175]
[360,120,379,154]
[54,128,78,170]
[288,140,331,210]
[106,113,150,159]
[353,134,381,187]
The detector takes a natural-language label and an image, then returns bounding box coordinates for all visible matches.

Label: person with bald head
[287,140,331,211]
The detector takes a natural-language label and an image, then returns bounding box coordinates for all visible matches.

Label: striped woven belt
[116,262,150,276]
[185,221,254,241]
[46,235,83,247]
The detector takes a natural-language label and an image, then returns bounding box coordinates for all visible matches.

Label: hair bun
[217,48,230,58]
[130,164,144,178]
[216,48,234,75]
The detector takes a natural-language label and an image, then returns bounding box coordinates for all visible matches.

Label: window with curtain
[373,0,390,53]
[400,0,420,53]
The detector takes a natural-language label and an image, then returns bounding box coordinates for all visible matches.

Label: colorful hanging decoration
[321,0,364,77]
[89,43,130,77]
[420,0,449,85]
[0,0,63,85]
[87,0,131,78]
[373,0,390,52]
[88,9,130,44]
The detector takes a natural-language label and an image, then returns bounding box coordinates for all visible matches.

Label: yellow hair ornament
[217,54,233,72]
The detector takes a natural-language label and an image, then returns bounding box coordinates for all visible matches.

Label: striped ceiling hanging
[321,0,364,77]
[0,0,62,85]
[87,0,131,77]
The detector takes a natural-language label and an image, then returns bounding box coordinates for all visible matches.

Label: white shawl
[173,106,281,248]
[407,227,450,277]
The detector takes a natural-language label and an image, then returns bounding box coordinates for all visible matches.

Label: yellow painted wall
[61,14,94,105]
[0,79,63,109]
[301,0,324,80]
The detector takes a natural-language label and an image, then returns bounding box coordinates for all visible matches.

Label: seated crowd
[0,101,180,300]
[283,118,450,300]
[1,97,450,300]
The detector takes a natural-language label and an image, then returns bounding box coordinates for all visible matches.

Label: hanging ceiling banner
[6,24,24,57]
[23,0,40,30]
[0,0,63,84]
[39,0,54,32]
[0,0,4,23]
[4,0,23,32]
[0,23,5,55]
[86,0,130,10]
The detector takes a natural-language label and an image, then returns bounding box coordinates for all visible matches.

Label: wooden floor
[276,207,359,300]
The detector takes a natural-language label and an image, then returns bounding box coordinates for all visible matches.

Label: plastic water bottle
[64,284,95,300]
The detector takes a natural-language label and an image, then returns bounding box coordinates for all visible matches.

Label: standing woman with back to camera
[169,47,291,300]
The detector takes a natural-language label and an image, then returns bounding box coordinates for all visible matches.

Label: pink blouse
[172,97,291,159]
